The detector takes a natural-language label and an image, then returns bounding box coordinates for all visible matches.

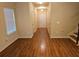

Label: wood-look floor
[0,28,79,57]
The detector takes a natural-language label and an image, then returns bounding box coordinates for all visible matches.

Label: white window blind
[4,8,16,35]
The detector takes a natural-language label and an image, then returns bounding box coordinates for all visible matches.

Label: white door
[38,12,46,28]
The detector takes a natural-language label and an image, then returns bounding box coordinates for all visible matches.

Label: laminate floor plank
[0,28,79,57]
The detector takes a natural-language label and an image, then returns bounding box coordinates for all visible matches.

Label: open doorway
[32,2,49,29]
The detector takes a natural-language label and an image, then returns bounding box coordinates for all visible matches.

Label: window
[4,8,16,35]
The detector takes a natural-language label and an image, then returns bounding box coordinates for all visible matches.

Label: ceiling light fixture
[39,2,43,4]
[37,6,47,9]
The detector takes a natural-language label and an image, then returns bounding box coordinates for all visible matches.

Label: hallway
[0,28,79,57]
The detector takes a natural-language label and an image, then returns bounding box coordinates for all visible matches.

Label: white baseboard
[0,37,18,52]
[0,34,33,52]
[18,34,33,38]
[68,36,79,46]
[69,36,76,43]
[50,36,69,38]
[73,34,77,37]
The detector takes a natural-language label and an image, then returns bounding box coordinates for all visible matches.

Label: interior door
[38,12,46,28]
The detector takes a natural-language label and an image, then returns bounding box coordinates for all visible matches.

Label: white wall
[0,3,18,52]
[50,3,79,38]
[15,3,34,38]
[29,3,38,33]
[34,9,38,32]
[0,2,37,52]
[46,3,51,37]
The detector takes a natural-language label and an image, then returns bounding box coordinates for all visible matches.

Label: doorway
[37,9,47,28]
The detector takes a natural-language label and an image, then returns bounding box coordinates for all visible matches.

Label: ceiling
[32,2,49,8]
